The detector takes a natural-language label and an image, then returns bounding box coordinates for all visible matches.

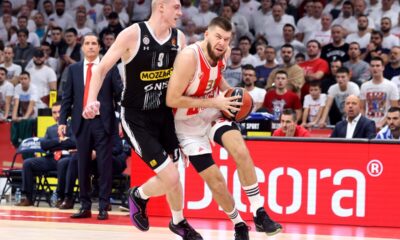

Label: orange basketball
[221,87,253,122]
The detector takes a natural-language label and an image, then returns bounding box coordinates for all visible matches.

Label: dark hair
[52,26,63,33]
[20,71,30,78]
[55,0,65,5]
[295,52,305,59]
[0,66,8,75]
[349,41,360,48]
[281,108,296,121]
[275,70,288,78]
[242,64,256,72]
[309,80,321,88]
[208,16,232,32]
[41,41,51,47]
[371,30,383,38]
[65,28,78,36]
[17,28,29,36]
[283,23,295,32]
[281,43,294,51]
[307,39,322,49]
[82,32,101,45]
[52,101,61,107]
[17,15,28,21]
[370,56,384,65]
[336,66,350,75]
[238,35,252,44]
[343,0,354,12]
[388,106,400,113]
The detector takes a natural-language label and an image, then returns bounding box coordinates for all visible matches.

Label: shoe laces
[234,223,250,238]
[178,220,200,238]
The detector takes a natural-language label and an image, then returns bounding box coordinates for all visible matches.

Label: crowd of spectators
[0,0,400,141]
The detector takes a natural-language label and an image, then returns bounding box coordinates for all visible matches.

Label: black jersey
[121,22,179,110]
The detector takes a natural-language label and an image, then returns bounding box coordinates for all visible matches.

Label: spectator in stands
[183,20,202,46]
[268,44,305,95]
[360,57,399,128]
[96,3,113,34]
[33,12,48,42]
[100,31,115,56]
[331,0,358,35]
[61,28,82,68]
[15,102,73,206]
[250,0,272,37]
[262,3,295,49]
[344,42,371,86]
[0,67,13,121]
[238,35,258,66]
[383,46,400,80]
[321,59,343,94]
[255,46,277,88]
[296,0,323,45]
[192,0,218,34]
[224,47,243,87]
[309,13,332,47]
[330,95,376,138]
[353,0,375,29]
[85,0,103,25]
[127,0,151,24]
[299,40,330,100]
[280,24,306,58]
[236,0,260,25]
[112,0,129,27]
[381,17,400,50]
[376,106,400,139]
[0,46,22,85]
[321,25,350,63]
[25,42,59,73]
[12,71,38,121]
[263,70,302,121]
[362,30,390,64]
[41,0,54,22]
[301,81,326,128]
[319,67,361,127]
[73,10,93,41]
[48,0,74,30]
[13,29,35,70]
[242,64,266,112]
[209,0,224,15]
[26,48,57,109]
[49,26,67,59]
[345,14,372,50]
[273,108,310,137]
[370,0,397,27]
[99,12,124,41]
[9,16,40,47]
[229,0,251,41]
[254,43,267,67]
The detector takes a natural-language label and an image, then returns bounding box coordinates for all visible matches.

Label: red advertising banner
[131,139,400,227]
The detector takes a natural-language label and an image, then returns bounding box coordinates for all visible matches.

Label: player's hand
[82,101,100,119]
[58,124,66,139]
[215,90,242,117]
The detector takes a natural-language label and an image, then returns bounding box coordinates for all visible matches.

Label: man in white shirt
[242,64,266,112]
[360,57,399,128]
[0,67,14,121]
[331,1,358,35]
[238,35,258,66]
[12,71,39,120]
[345,14,371,50]
[192,0,218,34]
[48,0,74,30]
[380,17,400,50]
[26,49,57,109]
[0,47,22,85]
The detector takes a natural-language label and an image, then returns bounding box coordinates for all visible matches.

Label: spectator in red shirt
[299,40,330,100]
[263,70,302,121]
[273,108,311,137]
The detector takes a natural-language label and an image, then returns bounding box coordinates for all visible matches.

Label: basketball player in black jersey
[82,1,202,239]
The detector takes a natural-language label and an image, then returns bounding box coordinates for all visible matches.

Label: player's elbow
[166,93,177,108]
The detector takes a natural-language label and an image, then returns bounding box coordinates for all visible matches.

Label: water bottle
[15,188,21,204]
[51,191,58,207]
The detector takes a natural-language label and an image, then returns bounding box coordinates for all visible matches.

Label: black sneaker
[253,207,282,236]
[128,187,149,231]
[234,222,250,240]
[169,219,203,240]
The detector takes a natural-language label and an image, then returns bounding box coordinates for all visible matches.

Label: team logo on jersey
[143,35,150,50]
[171,37,176,47]
[140,68,173,81]
[149,159,158,167]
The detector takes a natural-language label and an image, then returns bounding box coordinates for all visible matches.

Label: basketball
[221,87,253,122]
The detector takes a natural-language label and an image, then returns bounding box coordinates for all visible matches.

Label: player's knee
[162,168,180,190]
[208,175,227,193]
[230,145,250,163]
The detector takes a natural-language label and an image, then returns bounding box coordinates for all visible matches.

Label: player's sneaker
[169,219,203,240]
[128,187,149,231]
[253,207,282,236]
[234,222,250,240]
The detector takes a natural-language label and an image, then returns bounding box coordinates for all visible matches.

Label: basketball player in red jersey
[167,17,282,240]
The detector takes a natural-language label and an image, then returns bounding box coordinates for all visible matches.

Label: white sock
[225,207,244,225]
[136,187,150,200]
[171,209,185,225]
[243,183,263,216]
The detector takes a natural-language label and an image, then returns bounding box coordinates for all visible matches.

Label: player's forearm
[167,95,218,109]
[87,67,106,102]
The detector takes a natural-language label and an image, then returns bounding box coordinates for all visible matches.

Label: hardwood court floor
[0,205,399,240]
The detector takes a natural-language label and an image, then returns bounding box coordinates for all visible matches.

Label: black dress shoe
[97,209,108,220]
[59,198,74,210]
[70,209,92,219]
